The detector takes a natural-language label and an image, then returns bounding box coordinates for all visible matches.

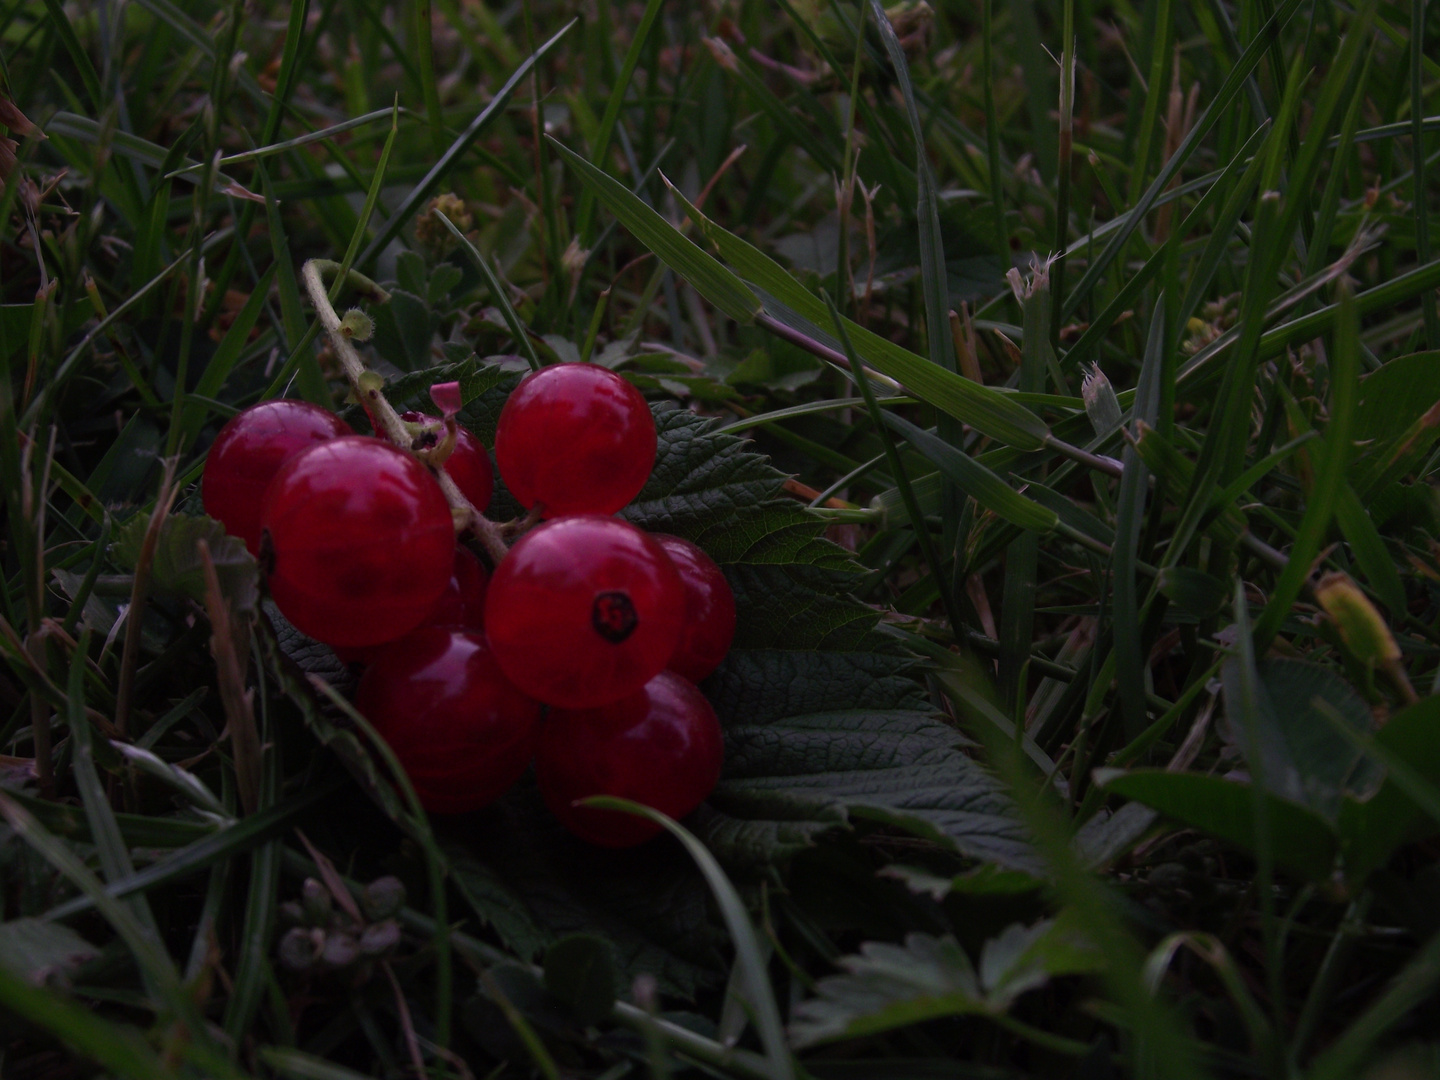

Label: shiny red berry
[202,400,353,555]
[652,535,736,683]
[357,628,541,814]
[484,516,684,708]
[427,545,490,631]
[493,363,656,517]
[332,545,489,664]
[261,437,455,648]
[400,411,494,513]
[536,671,724,847]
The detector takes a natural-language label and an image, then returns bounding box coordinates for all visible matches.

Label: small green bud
[1315,572,1399,667]
[357,370,386,398]
[339,308,374,341]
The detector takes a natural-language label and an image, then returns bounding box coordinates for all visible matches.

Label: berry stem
[301,259,509,563]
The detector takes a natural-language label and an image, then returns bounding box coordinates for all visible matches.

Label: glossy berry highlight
[356,629,541,814]
[652,534,736,683]
[260,436,455,648]
[202,400,353,554]
[484,515,684,708]
[493,362,656,517]
[535,671,724,847]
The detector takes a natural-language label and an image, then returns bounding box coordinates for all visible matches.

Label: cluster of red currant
[202,363,735,846]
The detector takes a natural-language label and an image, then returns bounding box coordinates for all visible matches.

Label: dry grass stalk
[197,538,260,814]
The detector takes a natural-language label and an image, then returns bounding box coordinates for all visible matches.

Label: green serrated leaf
[1098,770,1338,882]
[620,406,853,569]
[789,933,984,1047]
[257,614,402,824]
[110,513,259,616]
[544,934,619,1027]
[369,288,435,371]
[447,783,724,999]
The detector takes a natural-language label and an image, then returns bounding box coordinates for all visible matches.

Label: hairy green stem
[300,259,508,563]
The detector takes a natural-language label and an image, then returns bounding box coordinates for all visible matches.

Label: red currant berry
[261,436,455,648]
[427,545,490,631]
[202,400,353,555]
[332,545,489,665]
[493,363,656,517]
[400,411,494,512]
[652,535,736,683]
[485,516,684,708]
[357,628,541,814]
[536,671,724,847]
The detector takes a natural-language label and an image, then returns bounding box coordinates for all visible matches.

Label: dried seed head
[361,875,407,922]
[1081,364,1122,439]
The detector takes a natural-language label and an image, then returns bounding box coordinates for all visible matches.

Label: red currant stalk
[301,258,508,563]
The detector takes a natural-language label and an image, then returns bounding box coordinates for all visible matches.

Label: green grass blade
[1228,577,1288,1067]
[222,683,283,1045]
[582,797,795,1080]
[826,290,963,640]
[357,19,576,267]
[329,99,400,301]
[20,250,187,429]
[39,0,103,112]
[981,0,1007,260]
[437,211,543,371]
[67,635,164,954]
[1252,284,1360,650]
[178,264,276,452]
[1333,483,1406,621]
[307,677,453,1049]
[0,793,201,1037]
[666,182,1051,449]
[260,1049,378,1080]
[550,139,762,324]
[1306,704,1440,1079]
[879,412,1058,534]
[129,0,267,106]
[0,966,177,1079]
[1176,257,1440,390]
[42,779,343,922]
[574,0,664,241]
[1412,0,1439,346]
[1113,300,1165,740]
[1061,0,1306,321]
[257,160,327,404]
[1174,122,1274,330]
[870,0,949,379]
[413,0,444,155]
[718,396,914,434]
[166,109,407,179]
[1304,49,1372,279]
